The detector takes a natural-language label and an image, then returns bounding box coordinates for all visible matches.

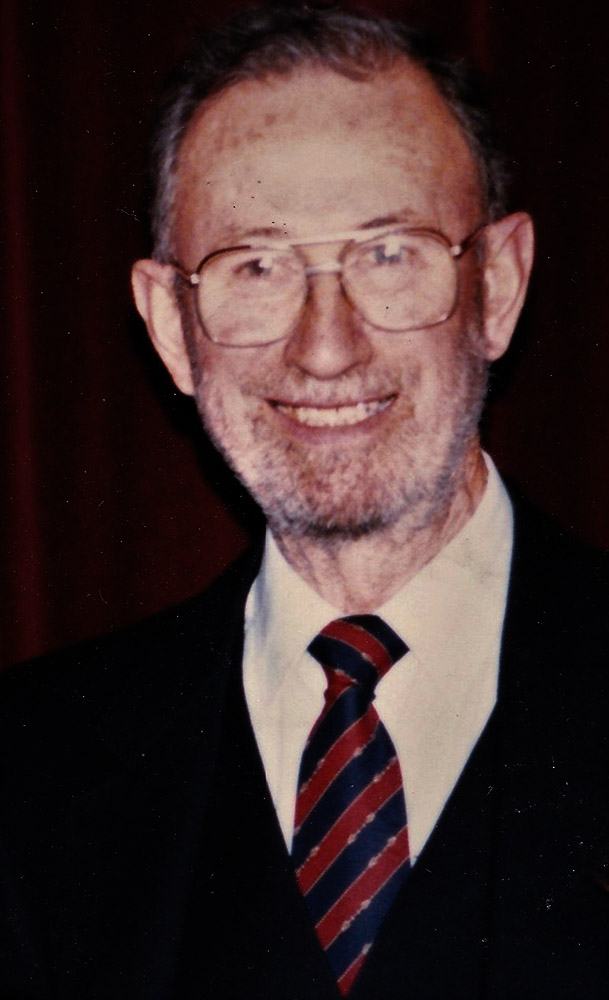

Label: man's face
[171,63,489,540]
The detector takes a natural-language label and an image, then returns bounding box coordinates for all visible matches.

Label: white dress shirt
[243,455,513,863]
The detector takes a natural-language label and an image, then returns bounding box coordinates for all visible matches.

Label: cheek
[196,351,263,436]
[195,335,285,407]
[393,335,455,398]
[405,327,480,414]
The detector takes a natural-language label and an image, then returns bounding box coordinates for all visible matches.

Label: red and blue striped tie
[292,615,410,995]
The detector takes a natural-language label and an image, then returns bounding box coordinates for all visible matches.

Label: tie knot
[307,614,408,695]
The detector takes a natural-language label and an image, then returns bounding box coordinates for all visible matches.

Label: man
[1,6,607,998]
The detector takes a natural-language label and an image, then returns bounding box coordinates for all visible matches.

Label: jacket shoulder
[509,493,609,616]
[502,493,609,736]
[0,544,262,784]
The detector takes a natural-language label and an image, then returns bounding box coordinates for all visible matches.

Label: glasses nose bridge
[295,234,347,279]
[304,260,343,280]
[299,246,354,321]
[299,242,348,309]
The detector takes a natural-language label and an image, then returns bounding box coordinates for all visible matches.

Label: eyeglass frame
[171,222,487,348]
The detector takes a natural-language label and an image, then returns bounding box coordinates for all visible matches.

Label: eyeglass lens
[196,230,459,346]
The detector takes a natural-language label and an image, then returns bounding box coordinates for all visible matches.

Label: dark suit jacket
[1,499,608,999]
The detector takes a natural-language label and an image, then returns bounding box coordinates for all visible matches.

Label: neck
[271,446,488,613]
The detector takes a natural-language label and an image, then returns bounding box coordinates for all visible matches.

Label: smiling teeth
[276,399,391,427]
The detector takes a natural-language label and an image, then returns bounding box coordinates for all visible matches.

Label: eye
[234,252,278,279]
[370,236,417,267]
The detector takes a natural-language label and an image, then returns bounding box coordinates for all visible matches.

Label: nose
[282,272,373,379]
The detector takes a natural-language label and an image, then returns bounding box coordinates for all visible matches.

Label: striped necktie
[292,614,410,995]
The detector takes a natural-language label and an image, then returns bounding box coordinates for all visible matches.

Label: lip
[268,394,397,435]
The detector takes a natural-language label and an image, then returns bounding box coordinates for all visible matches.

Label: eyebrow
[237,225,290,241]
[359,212,420,230]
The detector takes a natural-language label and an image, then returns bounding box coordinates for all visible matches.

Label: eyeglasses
[172,223,485,348]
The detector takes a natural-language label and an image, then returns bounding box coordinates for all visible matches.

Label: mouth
[271,396,395,428]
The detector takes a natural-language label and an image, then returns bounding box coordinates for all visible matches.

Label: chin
[262,492,404,542]
[219,430,476,544]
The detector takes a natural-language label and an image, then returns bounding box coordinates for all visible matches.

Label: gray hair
[149,4,509,261]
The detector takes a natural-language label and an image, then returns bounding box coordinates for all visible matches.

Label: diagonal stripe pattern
[292,615,410,995]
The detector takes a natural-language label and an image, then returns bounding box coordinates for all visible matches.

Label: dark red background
[2,0,608,667]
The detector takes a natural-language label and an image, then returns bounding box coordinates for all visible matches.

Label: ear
[131,258,195,396]
[480,211,535,361]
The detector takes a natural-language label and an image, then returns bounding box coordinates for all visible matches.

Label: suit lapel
[174,646,342,1000]
[482,502,609,996]
[353,497,609,998]
[350,706,500,999]
[73,541,340,999]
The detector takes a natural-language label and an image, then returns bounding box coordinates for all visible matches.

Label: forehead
[173,62,481,258]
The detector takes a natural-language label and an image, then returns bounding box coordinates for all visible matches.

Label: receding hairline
[182,53,458,133]
[165,57,487,257]
[149,6,509,262]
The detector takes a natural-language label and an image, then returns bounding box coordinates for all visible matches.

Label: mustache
[235,367,416,408]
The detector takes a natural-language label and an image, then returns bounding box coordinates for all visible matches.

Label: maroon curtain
[2,0,608,668]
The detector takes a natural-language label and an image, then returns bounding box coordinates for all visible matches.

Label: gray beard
[243,351,487,542]
[195,343,488,545]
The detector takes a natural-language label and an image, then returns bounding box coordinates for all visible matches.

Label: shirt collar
[379,454,512,663]
[244,454,512,690]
